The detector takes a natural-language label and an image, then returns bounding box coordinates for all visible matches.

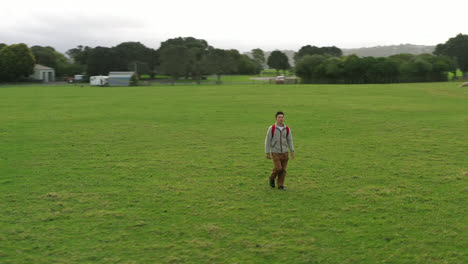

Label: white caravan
[90,76,109,86]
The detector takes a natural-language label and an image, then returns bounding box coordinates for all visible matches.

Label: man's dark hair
[276,111,284,118]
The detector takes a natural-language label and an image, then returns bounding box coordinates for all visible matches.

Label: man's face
[276,114,284,124]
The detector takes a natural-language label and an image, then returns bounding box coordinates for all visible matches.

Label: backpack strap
[272,125,290,137]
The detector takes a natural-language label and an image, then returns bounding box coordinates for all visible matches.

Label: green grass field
[1,82,467,263]
[142,75,270,84]
[448,69,464,80]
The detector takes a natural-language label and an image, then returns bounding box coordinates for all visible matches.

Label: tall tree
[434,34,468,76]
[252,48,265,70]
[0,44,5,80]
[267,50,290,75]
[237,54,260,75]
[87,47,122,76]
[295,54,327,83]
[323,56,344,82]
[431,55,457,81]
[114,42,155,77]
[342,55,366,84]
[147,49,160,79]
[226,49,242,74]
[159,45,189,84]
[202,48,235,84]
[66,45,92,65]
[0,43,35,81]
[31,45,84,77]
[30,46,57,69]
[373,57,400,83]
[158,37,209,81]
[295,45,342,63]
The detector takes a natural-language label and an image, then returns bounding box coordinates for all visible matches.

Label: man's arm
[287,129,295,159]
[265,126,272,158]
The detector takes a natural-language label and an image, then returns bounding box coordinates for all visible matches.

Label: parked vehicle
[276,75,285,84]
[90,76,109,86]
[74,75,85,83]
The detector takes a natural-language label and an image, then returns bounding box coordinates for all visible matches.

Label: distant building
[108,72,136,86]
[31,64,55,82]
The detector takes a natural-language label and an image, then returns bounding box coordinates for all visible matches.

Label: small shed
[31,64,55,82]
[108,72,136,87]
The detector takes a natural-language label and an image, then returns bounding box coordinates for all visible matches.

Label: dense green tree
[375,57,400,83]
[252,48,265,71]
[159,37,208,51]
[323,56,344,82]
[87,47,122,76]
[115,42,149,62]
[56,61,85,77]
[236,54,260,75]
[30,46,58,69]
[267,50,290,75]
[225,49,259,75]
[114,42,156,77]
[147,49,160,79]
[70,43,159,78]
[187,43,209,82]
[202,48,235,84]
[158,37,209,81]
[159,45,189,83]
[226,49,241,69]
[295,54,327,83]
[415,54,456,82]
[388,53,414,65]
[342,55,366,83]
[360,57,379,83]
[409,58,432,82]
[295,45,320,63]
[294,45,342,62]
[291,52,451,84]
[434,33,468,76]
[431,55,457,81]
[0,44,5,79]
[0,43,35,81]
[66,45,92,65]
[321,46,343,57]
[30,46,81,77]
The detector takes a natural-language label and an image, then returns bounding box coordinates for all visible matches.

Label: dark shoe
[269,179,275,188]
[278,186,287,191]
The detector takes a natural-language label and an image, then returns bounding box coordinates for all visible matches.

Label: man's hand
[266,153,271,159]
[291,152,295,159]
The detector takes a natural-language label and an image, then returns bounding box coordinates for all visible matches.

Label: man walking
[265,111,295,190]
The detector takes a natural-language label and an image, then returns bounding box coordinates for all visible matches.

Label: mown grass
[1,82,467,263]
[261,69,295,77]
[448,69,464,80]
[139,75,269,84]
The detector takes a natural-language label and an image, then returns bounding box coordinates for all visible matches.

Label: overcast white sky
[1,0,467,53]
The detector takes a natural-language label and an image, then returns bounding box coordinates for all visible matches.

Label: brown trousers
[269,152,289,187]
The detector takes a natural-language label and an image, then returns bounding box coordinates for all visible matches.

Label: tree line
[63,37,268,84]
[0,34,467,83]
[294,34,467,84]
[295,53,457,84]
[0,38,265,83]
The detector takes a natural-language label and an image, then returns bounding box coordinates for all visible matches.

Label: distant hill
[342,44,436,57]
[245,44,436,68]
